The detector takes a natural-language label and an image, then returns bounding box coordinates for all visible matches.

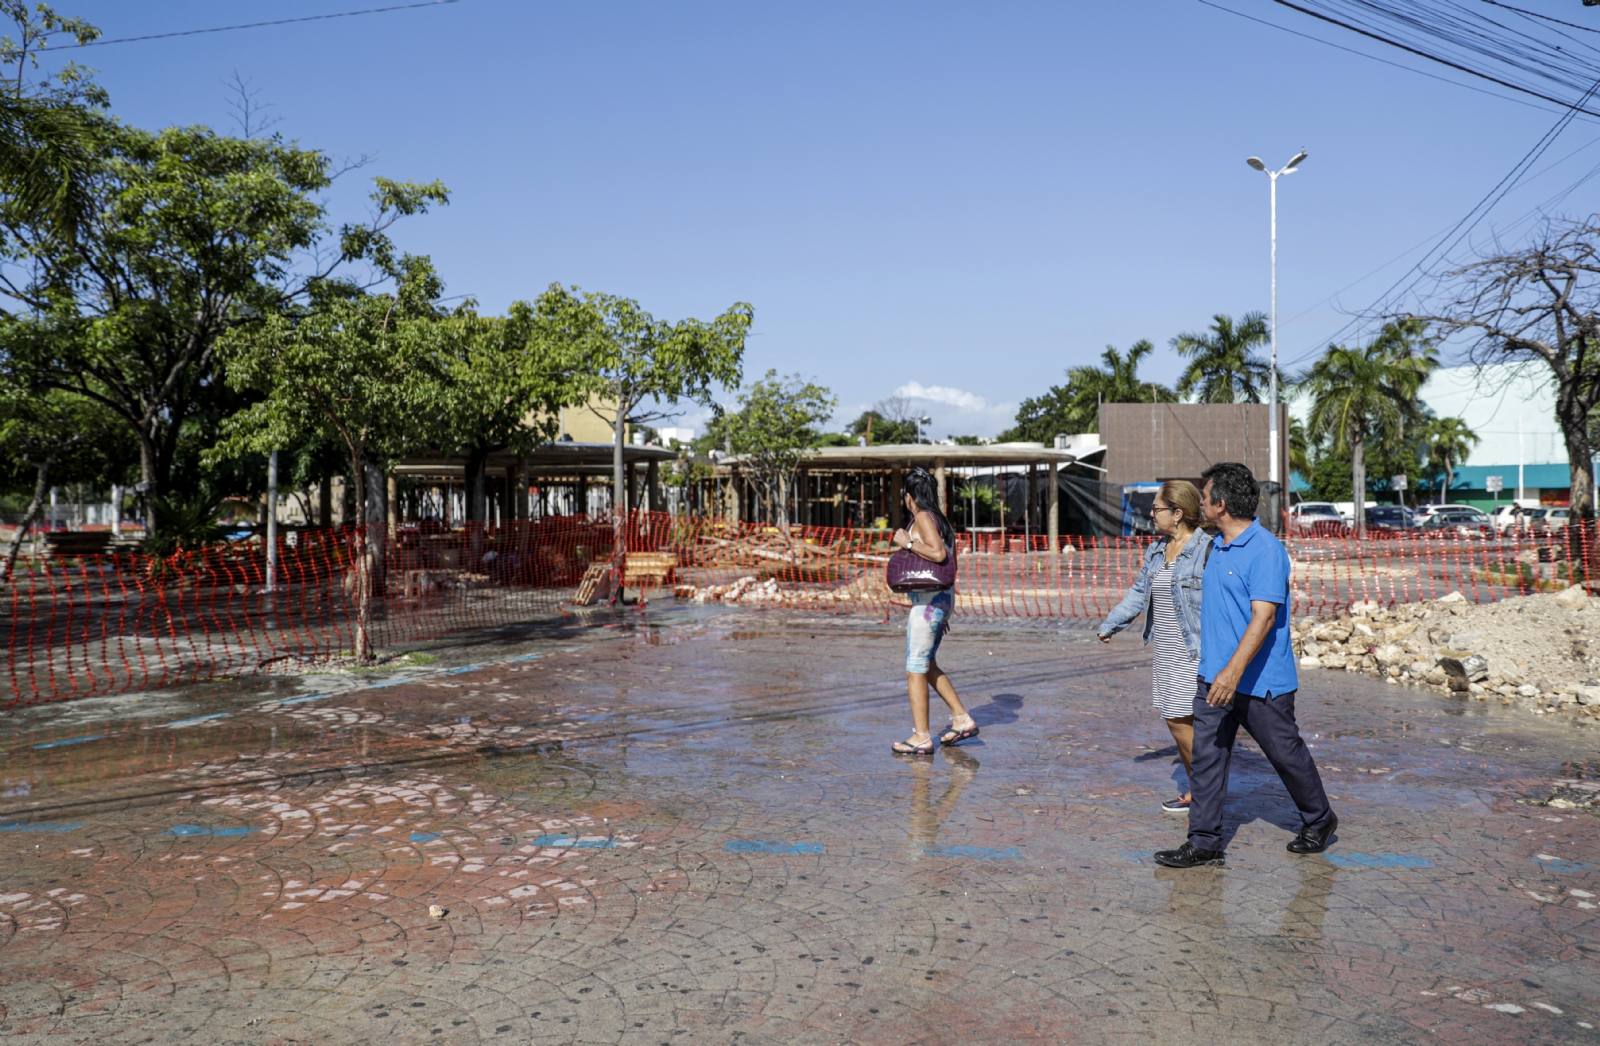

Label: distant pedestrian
[1155,462,1338,868]
[889,468,978,755]
[1097,480,1208,814]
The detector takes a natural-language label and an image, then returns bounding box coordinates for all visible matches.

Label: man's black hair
[1200,461,1259,521]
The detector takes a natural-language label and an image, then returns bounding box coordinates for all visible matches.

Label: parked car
[1364,505,1417,531]
[1419,505,1494,538]
[1489,504,1546,533]
[1288,502,1345,533]
[1542,507,1572,532]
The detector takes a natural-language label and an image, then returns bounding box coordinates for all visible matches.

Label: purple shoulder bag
[886,513,957,592]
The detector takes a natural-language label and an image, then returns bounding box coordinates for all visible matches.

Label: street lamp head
[1246,156,1266,171]
[1284,149,1307,172]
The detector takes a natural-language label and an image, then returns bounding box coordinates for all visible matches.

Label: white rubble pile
[677,571,895,606]
[1292,584,1600,722]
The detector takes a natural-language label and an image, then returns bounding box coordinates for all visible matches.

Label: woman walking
[890,468,978,755]
[1097,480,1208,813]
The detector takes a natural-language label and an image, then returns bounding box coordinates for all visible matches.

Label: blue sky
[57,0,1597,438]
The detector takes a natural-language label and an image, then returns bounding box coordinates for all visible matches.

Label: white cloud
[893,381,990,412]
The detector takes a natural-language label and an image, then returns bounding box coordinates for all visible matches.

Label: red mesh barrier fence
[4,512,1596,706]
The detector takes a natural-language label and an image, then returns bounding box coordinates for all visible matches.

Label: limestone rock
[1437,591,1467,603]
[1299,655,1323,669]
[1555,585,1589,610]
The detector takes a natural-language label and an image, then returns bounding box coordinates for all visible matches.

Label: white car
[1288,502,1344,532]
[1490,504,1541,532]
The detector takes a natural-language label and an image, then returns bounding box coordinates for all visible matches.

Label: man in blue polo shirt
[1154,461,1337,868]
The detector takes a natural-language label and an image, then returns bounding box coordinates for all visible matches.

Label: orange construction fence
[3,512,1595,707]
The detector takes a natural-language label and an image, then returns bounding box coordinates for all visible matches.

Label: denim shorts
[905,588,953,674]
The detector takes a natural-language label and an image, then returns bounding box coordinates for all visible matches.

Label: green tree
[538,286,751,517]
[210,259,448,659]
[425,300,585,522]
[847,409,919,446]
[722,370,836,530]
[1422,416,1479,503]
[1000,339,1171,442]
[0,118,448,501]
[1171,312,1274,403]
[1299,320,1437,534]
[0,383,127,577]
[0,3,105,240]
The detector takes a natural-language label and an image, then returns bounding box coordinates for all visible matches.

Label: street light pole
[1247,149,1306,531]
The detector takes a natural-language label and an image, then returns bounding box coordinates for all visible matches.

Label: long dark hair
[903,467,955,549]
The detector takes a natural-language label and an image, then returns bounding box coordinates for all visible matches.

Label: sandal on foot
[892,734,936,755]
[940,717,980,746]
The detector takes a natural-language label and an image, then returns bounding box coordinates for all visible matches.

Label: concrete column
[729,466,741,522]
[576,474,588,517]
[1048,460,1059,553]
[627,461,641,514]
[387,473,399,530]
[647,458,661,514]
[795,467,808,528]
[890,465,904,530]
[934,458,947,516]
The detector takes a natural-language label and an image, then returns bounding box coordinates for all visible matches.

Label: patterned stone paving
[1,608,1598,1044]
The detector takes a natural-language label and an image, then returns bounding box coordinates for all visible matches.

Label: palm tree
[1424,416,1479,504]
[1171,312,1275,403]
[1299,320,1437,535]
[1086,338,1171,404]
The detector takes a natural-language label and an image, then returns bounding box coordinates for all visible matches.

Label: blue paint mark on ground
[31,735,104,749]
[924,845,1021,860]
[409,832,441,843]
[722,840,823,854]
[533,834,620,848]
[1325,853,1433,869]
[507,653,543,663]
[363,678,414,689]
[0,821,85,833]
[162,825,254,838]
[443,665,482,675]
[275,693,331,707]
[1118,849,1150,865]
[1532,855,1591,872]
[164,713,230,728]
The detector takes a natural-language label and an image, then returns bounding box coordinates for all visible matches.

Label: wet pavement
[1,605,1599,1045]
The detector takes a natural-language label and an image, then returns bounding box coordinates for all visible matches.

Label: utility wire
[78,1,459,48]
[1197,0,1575,116]
[1267,0,1600,116]
[1282,73,1600,369]
[1478,0,1600,37]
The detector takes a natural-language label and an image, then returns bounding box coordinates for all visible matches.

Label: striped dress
[1148,562,1200,719]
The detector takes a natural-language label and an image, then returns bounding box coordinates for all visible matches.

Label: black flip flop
[940,722,980,746]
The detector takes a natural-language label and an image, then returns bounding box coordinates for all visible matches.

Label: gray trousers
[1187,676,1333,851]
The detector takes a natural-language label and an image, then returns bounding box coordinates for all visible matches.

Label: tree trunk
[1,457,51,582]
[365,458,387,597]
[347,448,372,661]
[1351,432,1367,537]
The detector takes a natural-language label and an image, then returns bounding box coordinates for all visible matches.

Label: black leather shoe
[1153,841,1225,868]
[1287,812,1339,854]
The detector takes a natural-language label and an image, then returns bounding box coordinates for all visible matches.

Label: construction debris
[1291,585,1600,723]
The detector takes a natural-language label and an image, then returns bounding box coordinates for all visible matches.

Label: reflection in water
[1157,862,1226,928]
[904,747,980,851]
[1155,856,1338,939]
[1277,857,1338,939]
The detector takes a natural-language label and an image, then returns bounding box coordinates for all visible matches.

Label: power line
[77,1,460,48]
[1267,0,1600,117]
[1282,73,1600,369]
[1196,0,1574,117]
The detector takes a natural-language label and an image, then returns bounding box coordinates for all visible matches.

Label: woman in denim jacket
[1097,480,1209,815]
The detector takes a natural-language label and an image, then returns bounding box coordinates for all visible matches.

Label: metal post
[265,450,279,596]
[110,484,120,538]
[1268,170,1279,521]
